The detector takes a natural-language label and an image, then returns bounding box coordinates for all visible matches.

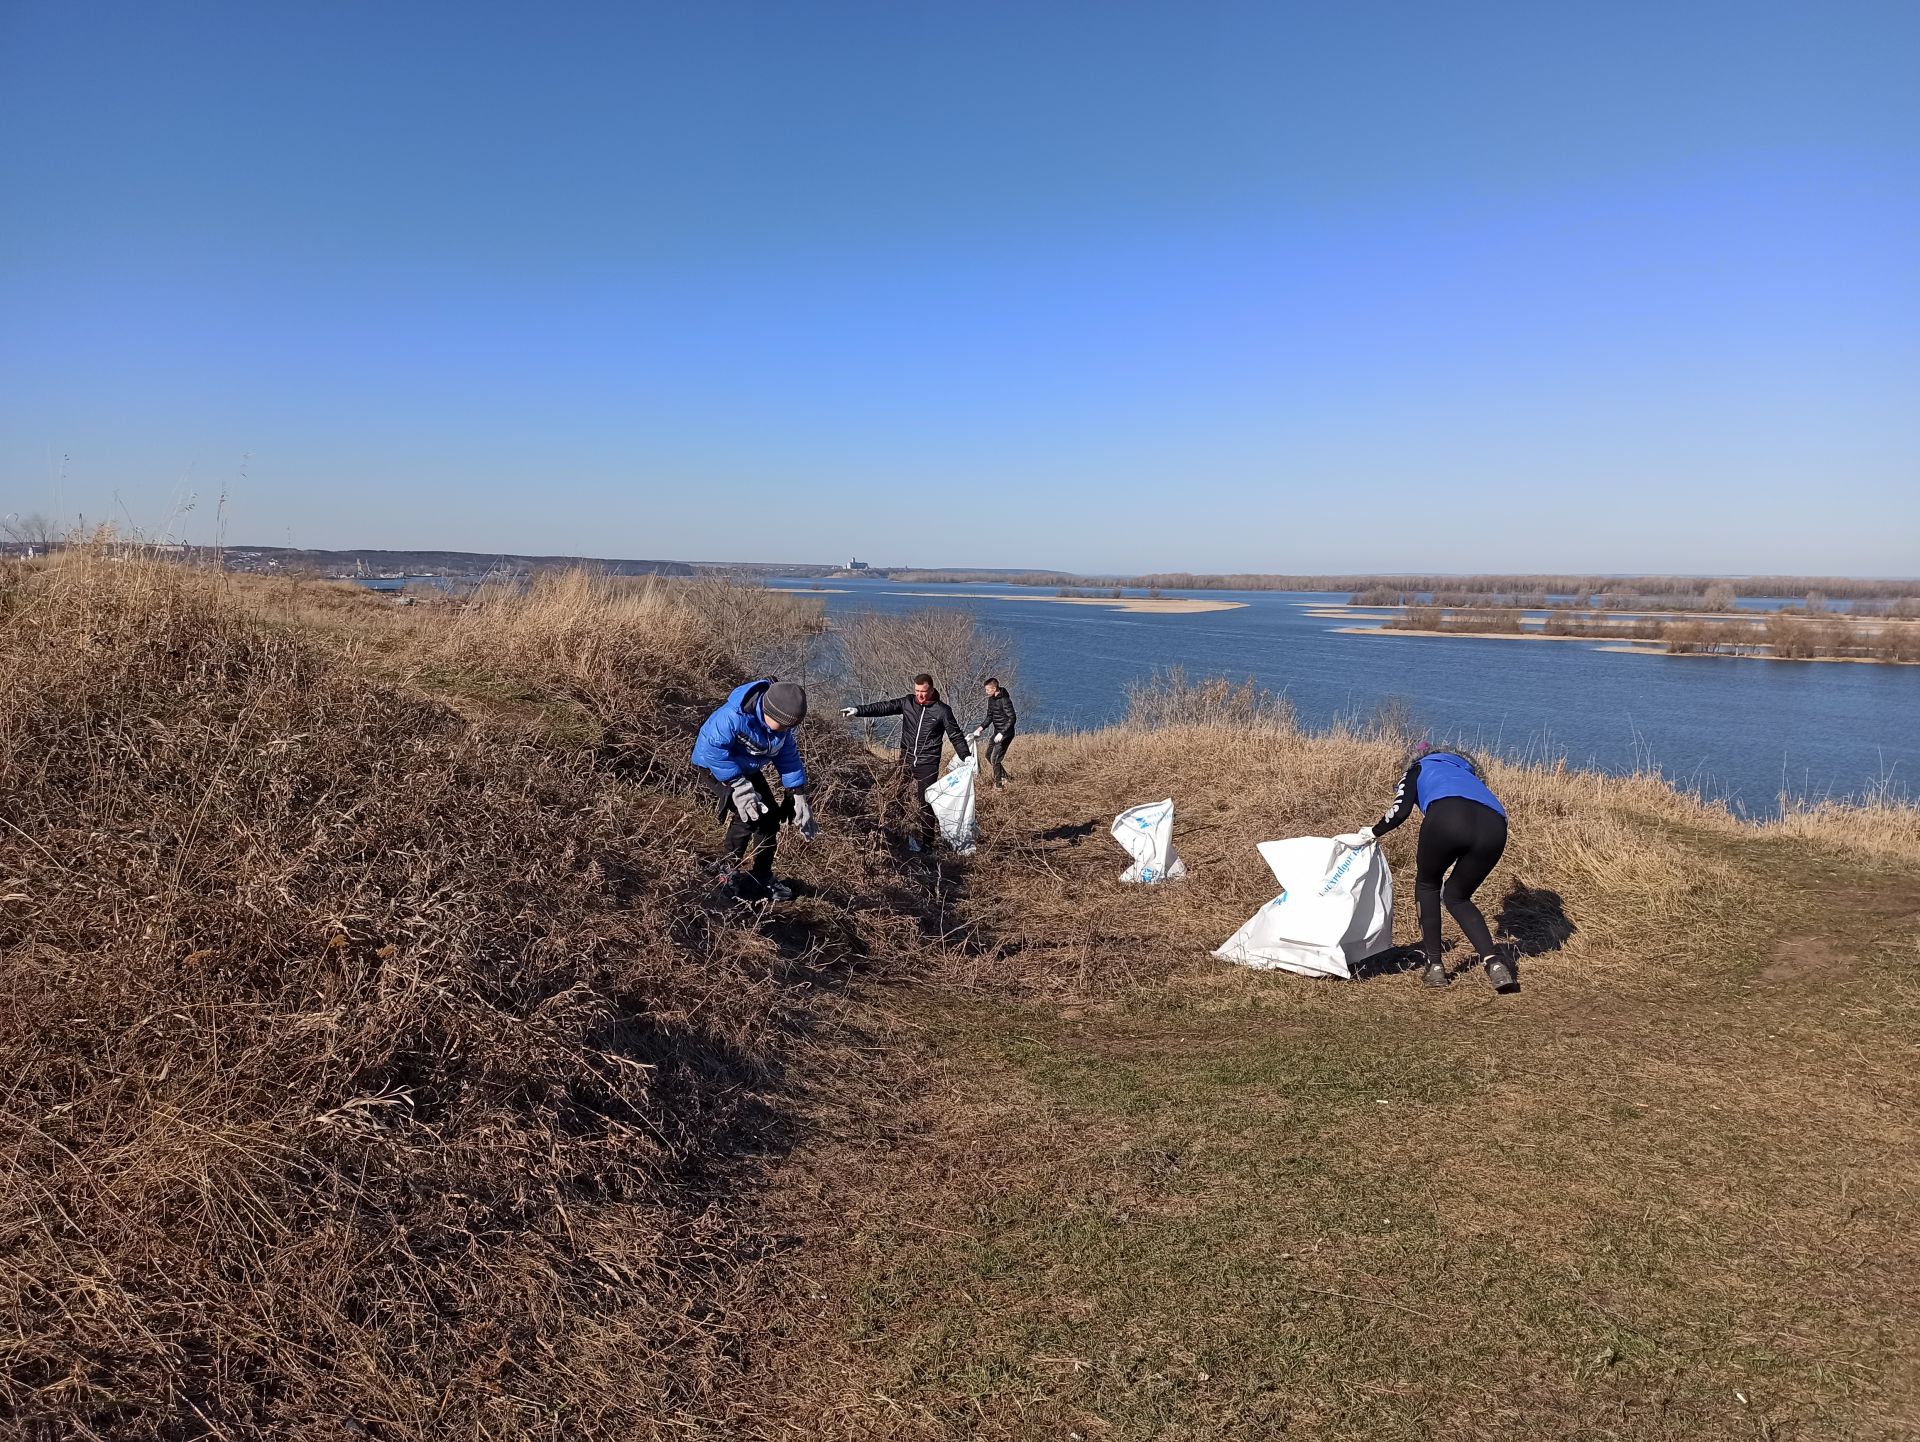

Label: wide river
[770,578,1918,817]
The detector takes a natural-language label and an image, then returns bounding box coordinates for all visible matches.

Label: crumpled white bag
[925,756,978,854]
[1111,798,1188,884]
[1211,837,1393,979]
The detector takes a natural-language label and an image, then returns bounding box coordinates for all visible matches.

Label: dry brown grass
[1764,793,1920,862]
[937,722,1755,1000]
[0,550,931,1439]
[5,559,1915,1441]
[745,717,1920,1441]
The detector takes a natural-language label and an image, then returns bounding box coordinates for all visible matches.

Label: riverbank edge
[1333,623,1920,664]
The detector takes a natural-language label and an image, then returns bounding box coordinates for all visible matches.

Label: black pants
[985,732,1013,786]
[908,760,939,845]
[1415,797,1508,966]
[697,770,782,881]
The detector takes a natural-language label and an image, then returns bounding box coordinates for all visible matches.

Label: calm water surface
[773,579,1919,817]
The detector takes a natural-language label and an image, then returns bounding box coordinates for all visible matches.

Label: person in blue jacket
[691,679,815,901]
[1336,744,1514,991]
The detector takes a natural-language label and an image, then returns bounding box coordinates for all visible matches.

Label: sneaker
[906,836,923,854]
[1422,959,1451,988]
[764,878,795,902]
[1484,957,1518,992]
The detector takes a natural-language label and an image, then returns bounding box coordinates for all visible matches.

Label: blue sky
[3,2,1916,573]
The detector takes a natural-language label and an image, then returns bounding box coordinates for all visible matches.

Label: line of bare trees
[1378,605,1920,663]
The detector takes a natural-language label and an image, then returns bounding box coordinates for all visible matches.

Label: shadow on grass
[1496,883,1577,957]
[1038,819,1100,845]
[1353,944,1425,980]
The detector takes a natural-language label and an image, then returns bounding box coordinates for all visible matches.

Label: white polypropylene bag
[925,756,978,854]
[1111,798,1188,883]
[1211,837,1393,979]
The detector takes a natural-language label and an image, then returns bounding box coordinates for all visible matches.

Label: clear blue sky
[3,1,1916,573]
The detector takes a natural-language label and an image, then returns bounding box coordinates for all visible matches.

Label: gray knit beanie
[761,681,807,727]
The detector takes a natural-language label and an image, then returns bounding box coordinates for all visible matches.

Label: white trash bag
[925,756,978,854]
[1111,798,1188,884]
[1211,837,1393,979]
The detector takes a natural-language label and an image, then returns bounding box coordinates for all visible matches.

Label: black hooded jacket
[979,687,1016,738]
[850,689,972,771]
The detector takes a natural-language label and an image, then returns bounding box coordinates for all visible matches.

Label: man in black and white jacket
[842,672,971,848]
[969,677,1017,789]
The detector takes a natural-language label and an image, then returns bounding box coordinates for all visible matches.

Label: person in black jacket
[968,677,1017,789]
[842,672,971,849]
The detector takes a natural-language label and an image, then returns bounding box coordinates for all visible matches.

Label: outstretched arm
[1370,759,1422,838]
[848,696,904,718]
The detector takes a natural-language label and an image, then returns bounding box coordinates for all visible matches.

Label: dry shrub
[1385,606,1523,634]
[679,576,829,681]
[1120,667,1295,732]
[1761,611,1919,662]
[834,607,1016,713]
[1766,791,1920,862]
[1663,618,1763,654]
[0,553,900,1439]
[432,570,828,786]
[1349,585,1404,605]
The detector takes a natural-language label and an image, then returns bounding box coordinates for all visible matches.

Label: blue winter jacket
[1372,751,1505,836]
[691,679,808,790]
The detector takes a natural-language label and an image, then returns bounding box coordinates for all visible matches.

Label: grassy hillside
[3,554,1915,1440]
[747,727,1920,1440]
[0,555,939,1438]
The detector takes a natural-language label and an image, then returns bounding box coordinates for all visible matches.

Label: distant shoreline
[1592,644,1920,666]
[1334,625,1618,644]
[893,590,1247,615]
[1336,625,1920,665]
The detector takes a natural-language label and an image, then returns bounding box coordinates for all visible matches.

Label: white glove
[729,776,765,823]
[789,792,817,840]
[992,732,1004,743]
[840,706,858,718]
[969,726,984,740]
[1332,828,1375,849]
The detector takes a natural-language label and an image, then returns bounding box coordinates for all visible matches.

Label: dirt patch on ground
[1759,934,1860,985]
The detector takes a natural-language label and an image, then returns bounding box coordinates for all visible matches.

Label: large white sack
[1211,836,1393,980]
[925,756,979,854]
[1112,798,1189,883]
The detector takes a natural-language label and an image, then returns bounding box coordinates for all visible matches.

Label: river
[770,578,1918,817]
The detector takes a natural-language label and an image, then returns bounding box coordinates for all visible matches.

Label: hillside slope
[746,727,1920,1440]
[3,558,1914,1440]
[0,558,951,1439]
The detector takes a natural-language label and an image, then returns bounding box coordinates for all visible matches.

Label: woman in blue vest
[1335,744,1514,992]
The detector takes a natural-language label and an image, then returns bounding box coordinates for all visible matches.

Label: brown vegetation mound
[0,557,906,1438]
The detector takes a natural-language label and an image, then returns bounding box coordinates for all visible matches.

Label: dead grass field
[743,727,1920,1441]
[3,554,1915,1440]
[0,554,939,1438]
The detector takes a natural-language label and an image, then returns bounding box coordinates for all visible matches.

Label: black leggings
[1416,797,1508,965]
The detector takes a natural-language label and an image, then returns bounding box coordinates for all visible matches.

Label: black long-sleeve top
[978,688,1017,736]
[848,689,972,768]
[1371,758,1423,838]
